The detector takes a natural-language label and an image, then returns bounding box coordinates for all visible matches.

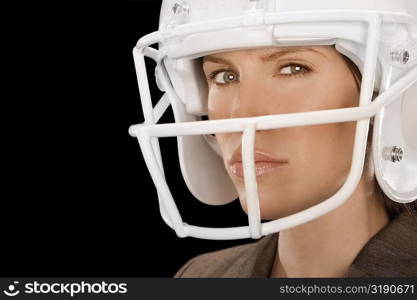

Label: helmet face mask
[129,0,417,240]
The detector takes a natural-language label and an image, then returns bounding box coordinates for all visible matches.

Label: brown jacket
[174,211,417,277]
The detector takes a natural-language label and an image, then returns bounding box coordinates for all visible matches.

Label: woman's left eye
[278,64,310,76]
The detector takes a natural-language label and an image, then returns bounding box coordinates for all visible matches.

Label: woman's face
[202,46,360,220]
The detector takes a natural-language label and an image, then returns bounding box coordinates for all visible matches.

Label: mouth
[228,151,288,178]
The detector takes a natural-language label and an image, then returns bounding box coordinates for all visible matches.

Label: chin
[238,194,303,221]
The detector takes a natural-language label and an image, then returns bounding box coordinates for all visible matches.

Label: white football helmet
[129,0,417,240]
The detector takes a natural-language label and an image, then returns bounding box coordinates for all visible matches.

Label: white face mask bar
[129,10,417,240]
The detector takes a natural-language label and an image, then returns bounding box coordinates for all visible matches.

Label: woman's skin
[202,46,390,277]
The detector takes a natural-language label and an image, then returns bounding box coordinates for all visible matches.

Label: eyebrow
[203,47,325,65]
[260,47,326,62]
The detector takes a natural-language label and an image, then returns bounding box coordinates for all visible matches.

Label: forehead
[203,46,332,63]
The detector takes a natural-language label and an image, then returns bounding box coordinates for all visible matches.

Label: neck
[271,177,390,278]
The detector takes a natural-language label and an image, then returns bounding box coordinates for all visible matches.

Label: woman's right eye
[210,70,239,85]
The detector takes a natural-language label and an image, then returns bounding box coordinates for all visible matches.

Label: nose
[229,75,275,119]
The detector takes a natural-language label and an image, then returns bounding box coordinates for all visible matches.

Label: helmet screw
[172,1,189,15]
[168,1,190,27]
[402,51,410,64]
[390,146,404,163]
[391,50,410,65]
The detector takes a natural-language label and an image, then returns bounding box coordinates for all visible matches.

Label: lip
[228,150,288,178]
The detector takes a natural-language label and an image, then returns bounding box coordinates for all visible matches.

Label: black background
[0,0,251,277]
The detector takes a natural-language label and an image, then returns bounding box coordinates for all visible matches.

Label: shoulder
[173,242,256,278]
[173,234,278,278]
[347,210,417,277]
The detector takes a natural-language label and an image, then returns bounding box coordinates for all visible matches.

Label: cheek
[298,80,358,112]
[207,86,238,120]
[248,76,355,115]
[213,132,241,163]
[293,122,356,176]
